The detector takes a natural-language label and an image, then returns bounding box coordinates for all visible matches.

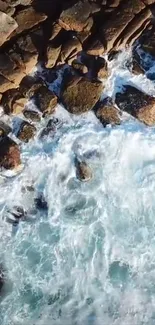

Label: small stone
[75,159,93,182]
[17,121,36,142]
[0,136,21,170]
[23,110,41,122]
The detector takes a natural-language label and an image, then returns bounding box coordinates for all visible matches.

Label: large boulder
[115,85,155,126]
[59,0,100,32]
[0,136,21,170]
[0,12,17,46]
[61,76,103,114]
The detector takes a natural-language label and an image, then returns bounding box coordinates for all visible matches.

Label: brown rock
[0,12,18,46]
[131,58,145,75]
[0,53,25,89]
[115,85,155,126]
[1,89,26,115]
[96,102,121,126]
[34,86,58,115]
[59,37,82,65]
[46,44,61,68]
[0,1,15,16]
[49,23,62,41]
[86,38,105,56]
[0,74,13,94]
[75,158,93,182]
[17,121,36,142]
[0,136,21,170]
[13,7,46,36]
[59,1,99,32]
[61,76,103,114]
[72,60,88,74]
[23,109,41,122]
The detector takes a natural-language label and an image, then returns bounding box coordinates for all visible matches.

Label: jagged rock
[59,37,82,65]
[72,60,88,75]
[115,85,155,126]
[34,86,58,115]
[59,0,100,32]
[46,44,61,68]
[19,76,44,97]
[0,136,21,169]
[1,89,26,115]
[23,110,41,122]
[0,12,18,46]
[86,38,105,56]
[49,23,62,40]
[96,102,121,126]
[75,158,93,182]
[0,53,25,91]
[131,58,145,75]
[0,121,12,137]
[100,0,147,52]
[61,76,103,114]
[17,121,36,142]
[13,7,47,36]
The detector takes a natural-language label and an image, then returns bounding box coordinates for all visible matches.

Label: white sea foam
[0,50,155,325]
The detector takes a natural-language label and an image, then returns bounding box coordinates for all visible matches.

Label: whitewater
[0,49,155,325]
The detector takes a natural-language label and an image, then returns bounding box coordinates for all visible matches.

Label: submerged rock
[0,136,21,170]
[115,85,155,126]
[0,121,12,137]
[23,109,41,122]
[75,158,93,182]
[34,193,48,210]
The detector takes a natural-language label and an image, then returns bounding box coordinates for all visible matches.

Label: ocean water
[0,49,155,325]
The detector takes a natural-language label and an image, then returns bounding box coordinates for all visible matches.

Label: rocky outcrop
[115,85,155,126]
[0,136,21,169]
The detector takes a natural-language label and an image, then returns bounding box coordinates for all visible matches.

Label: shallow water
[1,50,155,325]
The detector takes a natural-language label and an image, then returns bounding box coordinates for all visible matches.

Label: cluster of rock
[0,0,155,171]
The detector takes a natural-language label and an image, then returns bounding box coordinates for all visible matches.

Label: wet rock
[72,60,88,75]
[40,117,61,138]
[96,101,121,126]
[17,120,36,142]
[0,121,12,137]
[75,158,93,182]
[0,12,18,46]
[34,193,48,210]
[59,37,82,65]
[61,76,103,114]
[13,7,47,36]
[0,136,21,170]
[141,27,155,57]
[23,109,41,122]
[59,1,99,32]
[115,85,155,126]
[131,58,145,75]
[34,86,58,115]
[19,75,42,97]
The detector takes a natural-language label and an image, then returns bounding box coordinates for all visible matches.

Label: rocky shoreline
[0,0,155,171]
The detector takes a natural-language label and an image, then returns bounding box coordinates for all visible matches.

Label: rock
[17,121,36,142]
[86,38,105,56]
[141,27,155,57]
[0,53,25,91]
[59,37,82,65]
[0,136,21,170]
[96,102,121,126]
[0,265,4,293]
[0,1,15,16]
[49,23,62,41]
[1,89,26,115]
[40,117,61,138]
[0,121,12,137]
[13,7,47,36]
[46,44,61,69]
[34,86,58,115]
[61,76,103,114]
[72,60,88,75]
[75,158,93,182]
[0,12,18,46]
[19,76,44,98]
[0,74,13,94]
[34,193,48,210]
[59,0,99,32]
[23,109,41,122]
[131,58,145,75]
[16,34,38,74]
[115,85,155,126]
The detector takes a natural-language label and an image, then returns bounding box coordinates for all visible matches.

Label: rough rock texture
[23,109,41,122]
[17,121,36,142]
[96,102,121,126]
[34,86,58,115]
[0,12,18,46]
[0,136,21,169]
[61,77,103,114]
[115,85,155,126]
[75,159,93,182]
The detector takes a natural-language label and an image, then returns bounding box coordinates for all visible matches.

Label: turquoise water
[0,50,155,324]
